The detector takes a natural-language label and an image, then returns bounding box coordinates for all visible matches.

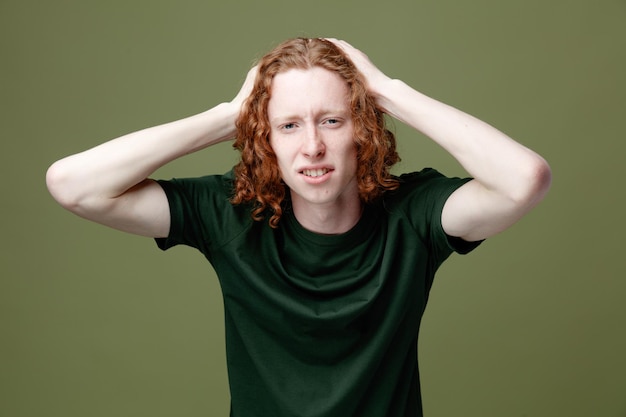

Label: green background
[1,0,625,416]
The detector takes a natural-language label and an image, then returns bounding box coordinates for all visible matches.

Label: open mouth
[301,168,329,178]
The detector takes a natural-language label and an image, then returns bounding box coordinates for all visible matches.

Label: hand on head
[232,65,259,108]
[324,38,392,100]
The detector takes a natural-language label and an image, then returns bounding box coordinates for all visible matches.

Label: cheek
[268,138,293,169]
[345,135,359,164]
[335,141,358,176]
[268,133,282,157]
[268,131,277,152]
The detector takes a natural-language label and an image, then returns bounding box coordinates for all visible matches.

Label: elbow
[46,160,83,211]
[514,155,552,208]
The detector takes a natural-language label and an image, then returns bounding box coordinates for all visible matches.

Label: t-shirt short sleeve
[153,172,249,257]
[389,169,483,263]
[154,177,211,253]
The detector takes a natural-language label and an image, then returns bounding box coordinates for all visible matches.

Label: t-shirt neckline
[283,203,379,247]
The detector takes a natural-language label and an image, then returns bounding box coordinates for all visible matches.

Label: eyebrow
[270,109,351,125]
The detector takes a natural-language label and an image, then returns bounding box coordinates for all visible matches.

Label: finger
[324,37,350,50]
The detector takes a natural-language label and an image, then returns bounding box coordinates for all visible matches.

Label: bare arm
[46,67,257,238]
[331,39,552,242]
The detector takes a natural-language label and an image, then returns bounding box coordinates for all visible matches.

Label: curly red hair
[232,38,400,227]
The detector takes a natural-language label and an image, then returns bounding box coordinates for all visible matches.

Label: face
[268,67,359,212]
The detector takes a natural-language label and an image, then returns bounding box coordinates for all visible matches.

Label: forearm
[329,38,550,240]
[376,79,549,203]
[47,101,239,208]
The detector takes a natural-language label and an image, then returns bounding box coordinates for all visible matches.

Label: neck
[290,196,363,235]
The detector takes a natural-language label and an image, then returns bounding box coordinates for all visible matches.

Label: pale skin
[46,39,551,242]
[268,66,361,234]
[329,39,552,241]
[46,66,257,238]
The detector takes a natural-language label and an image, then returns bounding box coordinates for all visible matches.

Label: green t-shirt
[156,168,481,417]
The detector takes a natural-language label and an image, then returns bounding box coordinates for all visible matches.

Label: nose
[301,126,325,159]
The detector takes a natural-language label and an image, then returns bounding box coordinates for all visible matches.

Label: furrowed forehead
[267,68,351,120]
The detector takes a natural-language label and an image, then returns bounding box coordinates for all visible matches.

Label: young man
[46,38,551,417]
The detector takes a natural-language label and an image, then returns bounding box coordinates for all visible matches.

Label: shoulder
[381,168,482,255]
[382,168,471,231]
[156,169,257,250]
[156,170,242,217]
[396,168,447,187]
[385,168,470,204]
[158,170,234,195]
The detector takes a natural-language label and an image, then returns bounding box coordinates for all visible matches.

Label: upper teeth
[303,168,328,177]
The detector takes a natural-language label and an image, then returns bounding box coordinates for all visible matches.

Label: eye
[324,118,341,126]
[282,123,296,130]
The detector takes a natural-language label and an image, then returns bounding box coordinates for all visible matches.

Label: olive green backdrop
[1,0,624,416]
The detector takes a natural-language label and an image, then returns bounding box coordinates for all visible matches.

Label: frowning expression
[268,67,358,210]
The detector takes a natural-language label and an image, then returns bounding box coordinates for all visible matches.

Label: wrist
[196,102,240,145]
[370,78,407,113]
